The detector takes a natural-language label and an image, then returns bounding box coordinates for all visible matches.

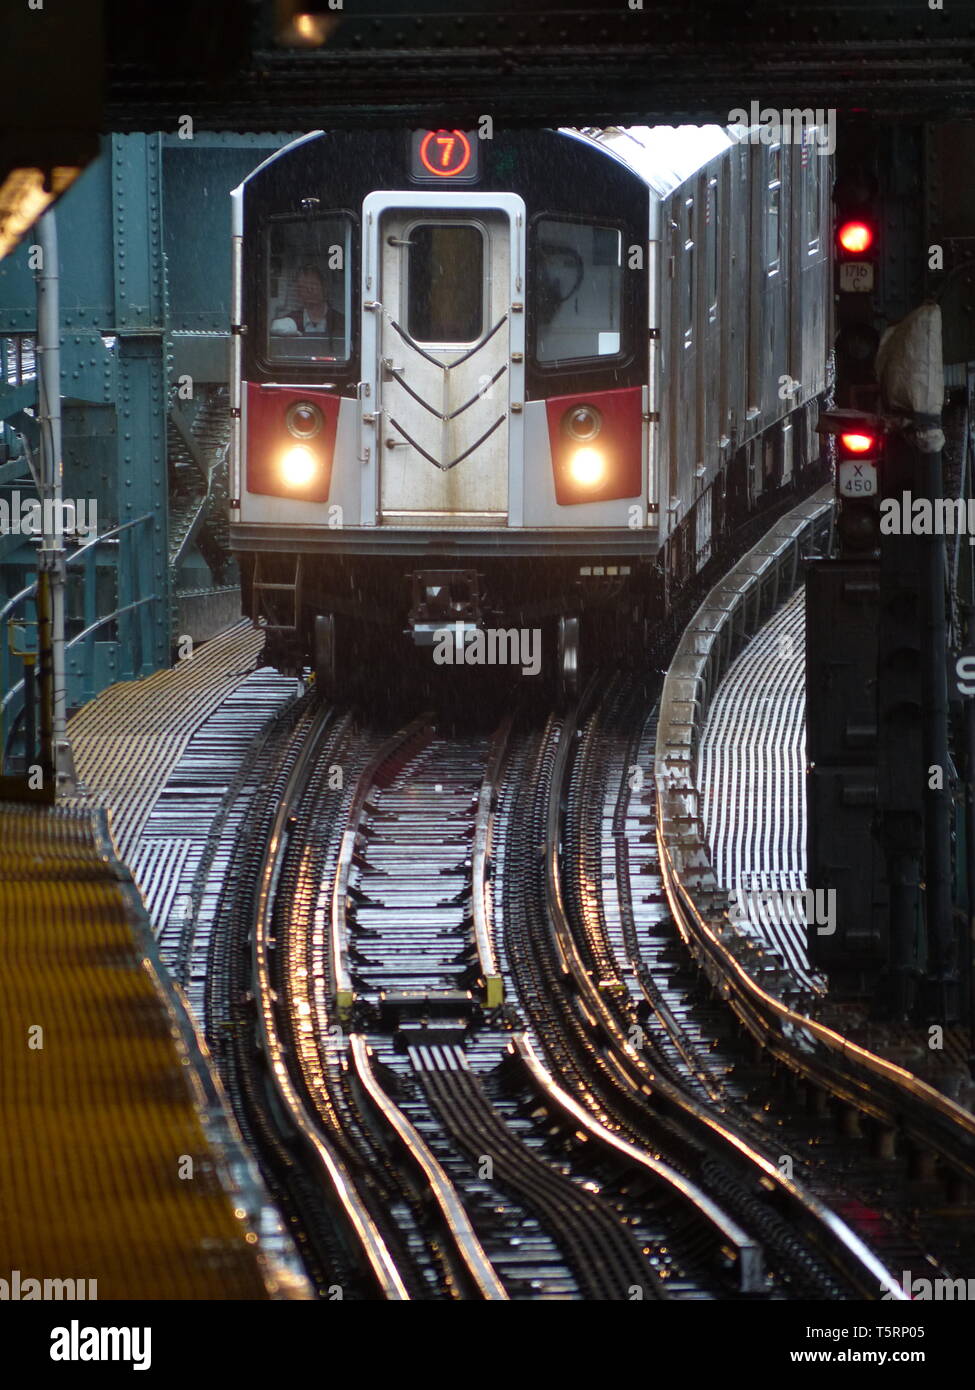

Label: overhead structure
[0,1,102,262]
[101,0,975,131]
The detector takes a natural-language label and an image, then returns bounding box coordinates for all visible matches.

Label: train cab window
[267,215,353,364]
[534,218,623,365]
[766,147,782,274]
[406,223,484,345]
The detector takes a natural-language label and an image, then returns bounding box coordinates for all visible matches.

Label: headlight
[562,404,602,441]
[286,400,323,439]
[568,447,605,486]
[280,445,317,486]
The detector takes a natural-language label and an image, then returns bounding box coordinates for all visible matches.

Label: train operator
[271,264,343,336]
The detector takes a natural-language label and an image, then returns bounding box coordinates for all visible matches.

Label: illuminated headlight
[563,404,603,441]
[280,445,317,487]
[568,447,605,487]
[286,400,323,439]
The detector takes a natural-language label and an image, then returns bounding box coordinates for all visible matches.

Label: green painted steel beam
[0,130,298,728]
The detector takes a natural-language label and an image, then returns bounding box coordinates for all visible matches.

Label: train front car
[230,128,658,695]
[229,125,830,694]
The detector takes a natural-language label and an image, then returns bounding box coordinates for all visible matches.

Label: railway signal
[836,219,874,257]
[833,144,881,410]
[817,409,884,554]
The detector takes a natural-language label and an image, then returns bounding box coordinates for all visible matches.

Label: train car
[229,125,831,693]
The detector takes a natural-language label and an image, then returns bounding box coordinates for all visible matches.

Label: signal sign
[953,650,975,699]
[818,409,884,551]
[420,130,471,176]
[838,261,874,293]
[410,129,480,184]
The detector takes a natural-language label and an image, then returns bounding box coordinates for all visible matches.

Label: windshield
[534,218,623,366]
[266,215,353,364]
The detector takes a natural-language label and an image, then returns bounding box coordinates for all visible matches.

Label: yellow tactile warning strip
[67,621,263,861]
[0,801,273,1299]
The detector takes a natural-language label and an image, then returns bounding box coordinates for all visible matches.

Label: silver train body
[229,125,831,686]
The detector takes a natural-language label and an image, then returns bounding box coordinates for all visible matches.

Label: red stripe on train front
[245,382,340,502]
[545,386,643,505]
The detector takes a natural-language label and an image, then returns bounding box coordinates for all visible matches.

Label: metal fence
[1,514,159,771]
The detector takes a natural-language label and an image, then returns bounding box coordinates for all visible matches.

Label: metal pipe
[35,569,54,790]
[23,655,36,770]
[35,209,76,795]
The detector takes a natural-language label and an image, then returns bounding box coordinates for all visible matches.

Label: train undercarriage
[236,412,830,701]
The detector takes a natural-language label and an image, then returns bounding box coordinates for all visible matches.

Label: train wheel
[313,613,337,700]
[557,615,581,704]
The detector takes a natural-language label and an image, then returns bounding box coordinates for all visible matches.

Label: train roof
[232,125,736,204]
[573,126,737,197]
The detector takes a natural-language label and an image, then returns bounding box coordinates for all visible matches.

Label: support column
[35,210,76,795]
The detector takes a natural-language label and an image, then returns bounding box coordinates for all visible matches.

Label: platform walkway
[0,622,309,1298]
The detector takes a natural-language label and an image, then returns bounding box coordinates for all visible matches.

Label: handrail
[0,514,159,765]
[2,595,159,717]
[0,512,154,624]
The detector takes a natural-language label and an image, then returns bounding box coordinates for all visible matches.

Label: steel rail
[510,1032,763,1293]
[471,713,512,1008]
[658,832,975,1184]
[329,718,510,1299]
[654,485,975,1188]
[545,696,907,1301]
[330,714,434,1024]
[348,1034,508,1301]
[252,704,410,1300]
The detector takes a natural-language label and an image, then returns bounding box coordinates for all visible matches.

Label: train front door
[362,192,525,525]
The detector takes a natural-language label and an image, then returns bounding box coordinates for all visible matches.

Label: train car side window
[684,196,695,347]
[706,179,719,323]
[766,147,782,275]
[267,215,353,364]
[534,218,623,365]
[406,223,484,345]
[802,137,821,255]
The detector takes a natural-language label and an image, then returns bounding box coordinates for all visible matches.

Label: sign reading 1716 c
[410,129,480,185]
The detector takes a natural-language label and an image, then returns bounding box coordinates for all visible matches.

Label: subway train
[229,124,831,693]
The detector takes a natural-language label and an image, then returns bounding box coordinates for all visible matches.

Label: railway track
[194,661,973,1300]
[327,714,666,1299]
[204,696,768,1297]
[559,673,975,1285]
[497,695,906,1300]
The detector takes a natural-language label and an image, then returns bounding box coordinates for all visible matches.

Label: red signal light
[840,431,877,455]
[837,220,874,255]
